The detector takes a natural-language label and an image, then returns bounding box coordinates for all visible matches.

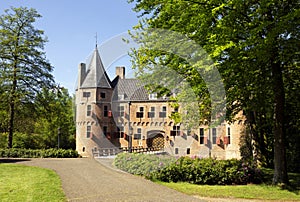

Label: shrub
[0,148,79,158]
[151,156,263,185]
[113,153,176,176]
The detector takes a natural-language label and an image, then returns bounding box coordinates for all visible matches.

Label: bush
[150,156,263,185]
[113,153,176,176]
[0,148,79,158]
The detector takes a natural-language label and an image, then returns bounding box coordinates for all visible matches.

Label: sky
[0,0,140,93]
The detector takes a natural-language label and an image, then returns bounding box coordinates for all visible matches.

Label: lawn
[158,182,300,201]
[0,163,66,202]
[156,169,300,201]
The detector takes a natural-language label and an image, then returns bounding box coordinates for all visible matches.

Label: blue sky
[0,0,140,93]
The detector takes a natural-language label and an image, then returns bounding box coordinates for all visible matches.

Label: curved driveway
[15,158,203,202]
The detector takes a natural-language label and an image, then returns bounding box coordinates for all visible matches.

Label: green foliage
[0,7,55,148]
[128,0,300,183]
[150,156,262,185]
[114,153,262,185]
[0,148,79,158]
[113,153,176,176]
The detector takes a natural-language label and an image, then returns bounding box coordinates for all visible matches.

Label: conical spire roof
[80,47,111,88]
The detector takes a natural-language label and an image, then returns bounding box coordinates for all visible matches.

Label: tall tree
[128,0,300,184]
[0,7,54,148]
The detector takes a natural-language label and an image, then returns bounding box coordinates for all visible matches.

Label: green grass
[0,163,66,202]
[156,169,300,201]
[157,182,300,201]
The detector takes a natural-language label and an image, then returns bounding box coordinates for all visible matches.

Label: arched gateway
[146,130,165,150]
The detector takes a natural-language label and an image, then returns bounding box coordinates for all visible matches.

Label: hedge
[0,148,79,158]
[114,153,263,185]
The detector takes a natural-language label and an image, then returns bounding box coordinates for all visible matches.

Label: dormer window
[118,94,125,100]
[149,93,157,100]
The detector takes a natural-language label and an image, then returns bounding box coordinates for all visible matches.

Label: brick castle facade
[75,46,244,158]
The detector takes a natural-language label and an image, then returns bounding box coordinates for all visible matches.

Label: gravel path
[7,158,203,202]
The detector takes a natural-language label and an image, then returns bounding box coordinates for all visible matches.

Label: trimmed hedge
[150,156,263,185]
[113,153,176,176]
[114,153,263,185]
[0,148,79,158]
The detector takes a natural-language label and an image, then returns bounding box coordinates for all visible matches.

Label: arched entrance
[147,131,165,150]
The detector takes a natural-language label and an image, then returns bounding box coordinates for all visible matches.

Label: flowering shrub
[150,156,263,185]
[113,153,176,176]
[114,154,262,185]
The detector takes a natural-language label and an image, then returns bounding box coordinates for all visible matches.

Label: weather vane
[95,32,98,48]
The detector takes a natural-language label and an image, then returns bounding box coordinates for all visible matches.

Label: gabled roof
[81,47,112,88]
[115,78,149,101]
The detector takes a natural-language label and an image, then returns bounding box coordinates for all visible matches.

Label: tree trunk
[272,61,288,184]
[7,61,18,149]
[7,101,15,148]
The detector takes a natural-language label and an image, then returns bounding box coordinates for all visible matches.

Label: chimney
[116,66,125,79]
[78,63,86,88]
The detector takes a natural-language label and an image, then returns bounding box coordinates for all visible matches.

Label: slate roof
[81,47,112,89]
[112,78,149,101]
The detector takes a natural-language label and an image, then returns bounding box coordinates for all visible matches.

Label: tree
[128,0,300,184]
[0,7,54,148]
[34,87,76,149]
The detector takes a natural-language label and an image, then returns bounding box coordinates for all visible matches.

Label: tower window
[104,106,108,117]
[83,92,91,97]
[100,92,106,98]
[86,126,91,138]
[87,105,91,116]
[187,148,190,155]
[103,126,107,136]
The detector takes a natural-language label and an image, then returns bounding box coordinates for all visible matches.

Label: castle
[75,46,244,159]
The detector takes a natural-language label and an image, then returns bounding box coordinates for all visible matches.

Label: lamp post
[57,127,61,149]
[128,101,132,153]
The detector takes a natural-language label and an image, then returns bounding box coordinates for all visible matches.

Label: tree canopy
[0,7,74,149]
[128,0,300,184]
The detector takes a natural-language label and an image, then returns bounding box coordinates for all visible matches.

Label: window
[83,92,91,97]
[103,126,107,136]
[227,127,231,144]
[117,126,124,138]
[118,106,125,117]
[175,148,179,154]
[187,148,190,155]
[171,125,181,136]
[136,107,144,118]
[100,92,106,99]
[149,93,157,100]
[86,126,91,138]
[200,128,204,144]
[118,94,125,100]
[159,106,167,118]
[148,107,155,118]
[104,106,108,117]
[212,128,217,144]
[134,128,142,139]
[87,105,91,116]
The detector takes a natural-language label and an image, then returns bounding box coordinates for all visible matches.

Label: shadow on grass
[262,167,300,195]
[0,158,31,163]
